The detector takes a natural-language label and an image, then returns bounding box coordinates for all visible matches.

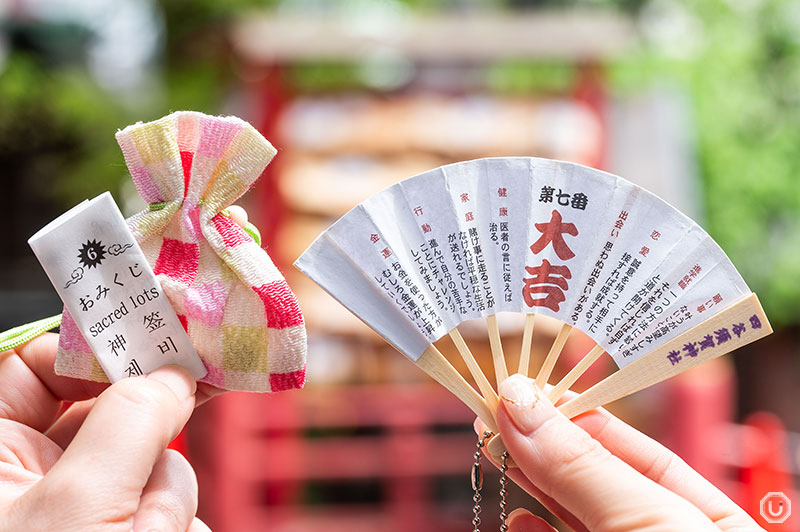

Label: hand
[477,374,764,532]
[0,335,209,531]
[0,206,256,531]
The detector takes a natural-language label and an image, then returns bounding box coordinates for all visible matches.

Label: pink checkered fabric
[56,111,307,392]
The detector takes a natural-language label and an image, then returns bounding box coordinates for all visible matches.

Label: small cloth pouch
[56,111,307,392]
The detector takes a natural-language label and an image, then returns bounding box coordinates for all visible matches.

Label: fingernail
[499,374,550,433]
[506,508,542,532]
[148,365,197,401]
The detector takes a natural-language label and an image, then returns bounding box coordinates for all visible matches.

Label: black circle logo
[78,239,107,269]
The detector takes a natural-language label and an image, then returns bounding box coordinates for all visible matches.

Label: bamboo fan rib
[295,157,772,435]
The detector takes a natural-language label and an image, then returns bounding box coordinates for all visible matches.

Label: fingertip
[507,508,557,532]
[188,517,213,532]
[227,205,248,228]
[499,374,554,434]
[133,449,199,532]
[147,365,197,402]
[195,382,226,407]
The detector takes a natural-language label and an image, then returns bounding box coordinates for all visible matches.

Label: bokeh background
[2,0,800,530]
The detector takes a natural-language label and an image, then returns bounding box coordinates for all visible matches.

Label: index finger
[0,333,108,431]
[491,383,760,531]
[497,375,717,531]
[569,403,761,530]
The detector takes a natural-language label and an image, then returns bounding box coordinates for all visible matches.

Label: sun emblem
[77,239,107,269]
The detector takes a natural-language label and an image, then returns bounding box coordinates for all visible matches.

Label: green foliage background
[620,0,800,328]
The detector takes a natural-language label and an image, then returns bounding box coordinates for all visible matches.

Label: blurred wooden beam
[231,10,637,64]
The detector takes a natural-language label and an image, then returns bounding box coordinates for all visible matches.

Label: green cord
[150,200,205,211]
[0,314,62,352]
[244,222,262,246]
[220,209,262,246]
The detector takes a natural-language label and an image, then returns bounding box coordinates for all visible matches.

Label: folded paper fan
[295,157,771,431]
[57,111,307,392]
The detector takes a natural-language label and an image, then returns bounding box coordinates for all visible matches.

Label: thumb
[497,374,717,532]
[16,366,196,530]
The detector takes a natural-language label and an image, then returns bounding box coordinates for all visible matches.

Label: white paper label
[28,192,207,382]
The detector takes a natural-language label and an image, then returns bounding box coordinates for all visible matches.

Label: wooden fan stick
[487,294,770,462]
[487,315,508,386]
[559,293,771,419]
[518,314,535,376]
[535,323,572,388]
[547,345,605,403]
[449,329,500,414]
[417,345,498,432]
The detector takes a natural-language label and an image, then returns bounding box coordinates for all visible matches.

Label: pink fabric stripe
[153,238,199,285]
[198,117,243,159]
[183,205,202,242]
[184,281,227,327]
[269,367,306,391]
[116,132,144,171]
[59,309,91,353]
[180,151,193,198]
[202,363,225,388]
[176,112,200,152]
[252,280,304,329]
[117,133,164,203]
[178,314,188,332]
[212,213,250,247]
[129,164,163,203]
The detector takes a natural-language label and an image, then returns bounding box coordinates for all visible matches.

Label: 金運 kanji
[523,209,579,312]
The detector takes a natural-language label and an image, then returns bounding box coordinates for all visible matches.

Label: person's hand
[0,205,257,531]
[0,335,209,531]
[476,374,765,532]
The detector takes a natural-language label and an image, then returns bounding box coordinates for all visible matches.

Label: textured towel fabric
[55,111,307,392]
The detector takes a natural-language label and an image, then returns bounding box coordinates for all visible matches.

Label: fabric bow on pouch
[56,111,307,392]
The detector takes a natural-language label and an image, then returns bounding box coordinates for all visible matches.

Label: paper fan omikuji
[295,157,771,438]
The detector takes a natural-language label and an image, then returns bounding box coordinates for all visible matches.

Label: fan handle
[484,293,770,463]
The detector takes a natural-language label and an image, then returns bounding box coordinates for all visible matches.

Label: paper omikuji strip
[56,111,307,392]
[295,157,752,368]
